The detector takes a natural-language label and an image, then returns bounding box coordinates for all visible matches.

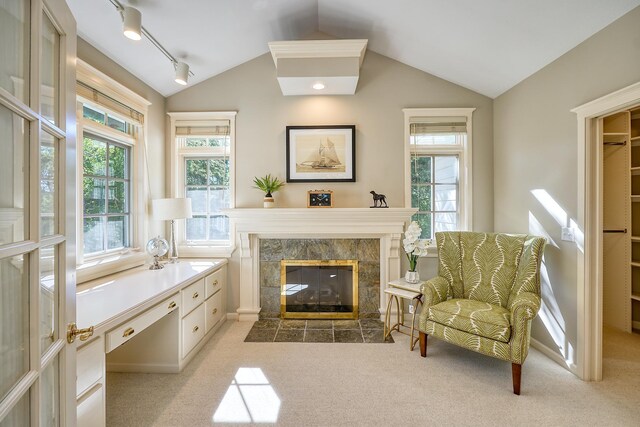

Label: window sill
[178,244,234,258]
[76,251,147,284]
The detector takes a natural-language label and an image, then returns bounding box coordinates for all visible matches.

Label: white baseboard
[226,312,239,321]
[530,338,578,375]
[106,362,179,374]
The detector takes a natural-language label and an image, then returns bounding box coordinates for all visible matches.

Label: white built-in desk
[75,259,228,427]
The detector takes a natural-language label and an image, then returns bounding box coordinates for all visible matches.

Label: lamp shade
[152,198,192,220]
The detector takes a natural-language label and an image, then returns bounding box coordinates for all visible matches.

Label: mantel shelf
[223,208,417,235]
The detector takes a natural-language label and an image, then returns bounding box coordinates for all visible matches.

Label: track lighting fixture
[108,0,194,86]
[122,6,142,40]
[175,62,189,86]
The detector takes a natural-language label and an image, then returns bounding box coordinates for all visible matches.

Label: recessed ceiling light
[312,82,325,90]
[123,7,142,41]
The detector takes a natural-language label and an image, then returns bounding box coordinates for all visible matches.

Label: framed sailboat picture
[286,125,356,182]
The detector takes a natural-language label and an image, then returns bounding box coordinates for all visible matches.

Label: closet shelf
[603,132,628,136]
[631,195,640,202]
[631,262,640,268]
[632,294,640,302]
[631,236,640,242]
[631,167,640,175]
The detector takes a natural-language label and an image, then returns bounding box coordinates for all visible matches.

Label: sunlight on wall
[213,368,281,423]
[531,189,568,227]
[528,212,558,248]
[531,189,584,254]
[538,261,575,367]
[529,190,578,368]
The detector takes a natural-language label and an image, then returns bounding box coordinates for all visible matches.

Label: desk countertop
[76,259,226,330]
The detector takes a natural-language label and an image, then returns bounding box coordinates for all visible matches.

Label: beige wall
[494,7,640,365]
[77,38,167,241]
[167,50,494,312]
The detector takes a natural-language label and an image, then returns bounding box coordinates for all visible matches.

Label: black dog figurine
[370,191,388,208]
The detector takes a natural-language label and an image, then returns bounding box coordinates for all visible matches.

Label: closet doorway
[600,104,640,380]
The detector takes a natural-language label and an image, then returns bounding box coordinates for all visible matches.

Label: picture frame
[286,125,356,182]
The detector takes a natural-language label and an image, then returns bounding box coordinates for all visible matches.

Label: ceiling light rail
[108,0,194,85]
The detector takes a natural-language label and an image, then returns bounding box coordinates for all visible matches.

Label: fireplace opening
[280,260,358,319]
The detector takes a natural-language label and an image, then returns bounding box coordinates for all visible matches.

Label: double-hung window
[76,61,150,273]
[169,112,236,253]
[404,108,475,240]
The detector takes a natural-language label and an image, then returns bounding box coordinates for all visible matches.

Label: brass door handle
[212,308,218,315]
[123,327,135,338]
[192,292,199,299]
[67,323,94,344]
[213,280,218,286]
[192,325,199,333]
[168,301,177,309]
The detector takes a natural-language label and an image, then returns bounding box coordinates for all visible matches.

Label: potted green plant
[253,174,285,208]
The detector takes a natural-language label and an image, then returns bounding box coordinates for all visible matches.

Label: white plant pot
[264,196,275,208]
[405,270,420,284]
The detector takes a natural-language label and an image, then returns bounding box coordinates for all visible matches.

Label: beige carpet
[106,321,640,426]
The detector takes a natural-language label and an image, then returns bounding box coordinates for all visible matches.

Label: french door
[0,0,77,425]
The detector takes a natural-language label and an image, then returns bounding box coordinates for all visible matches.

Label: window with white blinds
[404,108,474,240]
[172,115,235,246]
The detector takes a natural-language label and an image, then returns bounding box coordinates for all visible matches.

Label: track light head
[175,62,189,85]
[123,6,142,41]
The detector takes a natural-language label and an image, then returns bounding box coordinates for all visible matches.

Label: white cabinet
[76,336,105,427]
[179,265,226,361]
[181,278,205,316]
[75,260,227,426]
[182,304,206,358]
[77,385,105,427]
[206,290,224,333]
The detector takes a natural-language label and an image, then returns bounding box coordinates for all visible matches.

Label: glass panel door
[0,0,76,425]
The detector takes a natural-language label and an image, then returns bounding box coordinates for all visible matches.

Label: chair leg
[419,332,427,357]
[512,363,522,395]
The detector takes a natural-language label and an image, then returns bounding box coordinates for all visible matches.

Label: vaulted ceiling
[68,0,640,98]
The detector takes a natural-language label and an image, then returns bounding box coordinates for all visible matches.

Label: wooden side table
[384,279,424,350]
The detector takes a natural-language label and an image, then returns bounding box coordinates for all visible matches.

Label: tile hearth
[244,319,394,343]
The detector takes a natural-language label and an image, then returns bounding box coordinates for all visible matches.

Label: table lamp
[152,198,192,263]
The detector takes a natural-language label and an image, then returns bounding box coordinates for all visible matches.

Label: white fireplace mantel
[224,208,417,321]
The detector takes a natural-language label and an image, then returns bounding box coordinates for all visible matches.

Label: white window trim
[168,111,237,257]
[76,60,151,283]
[403,107,475,252]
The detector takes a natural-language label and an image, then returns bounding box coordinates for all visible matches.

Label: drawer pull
[192,325,199,333]
[213,279,218,286]
[212,308,218,315]
[123,327,135,338]
[168,301,177,309]
[192,292,199,299]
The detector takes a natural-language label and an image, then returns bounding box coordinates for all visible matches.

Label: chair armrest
[420,276,451,308]
[509,291,541,364]
[418,276,450,331]
[509,291,541,323]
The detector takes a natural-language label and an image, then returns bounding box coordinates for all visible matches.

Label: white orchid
[403,221,432,271]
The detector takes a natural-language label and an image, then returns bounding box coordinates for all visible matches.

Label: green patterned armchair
[418,231,545,395]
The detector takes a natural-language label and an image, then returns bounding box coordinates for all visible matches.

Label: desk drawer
[77,337,104,398]
[205,267,225,298]
[182,304,205,358]
[205,291,223,333]
[105,295,179,353]
[181,278,205,316]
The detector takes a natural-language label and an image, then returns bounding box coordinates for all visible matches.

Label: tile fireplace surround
[224,208,416,321]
